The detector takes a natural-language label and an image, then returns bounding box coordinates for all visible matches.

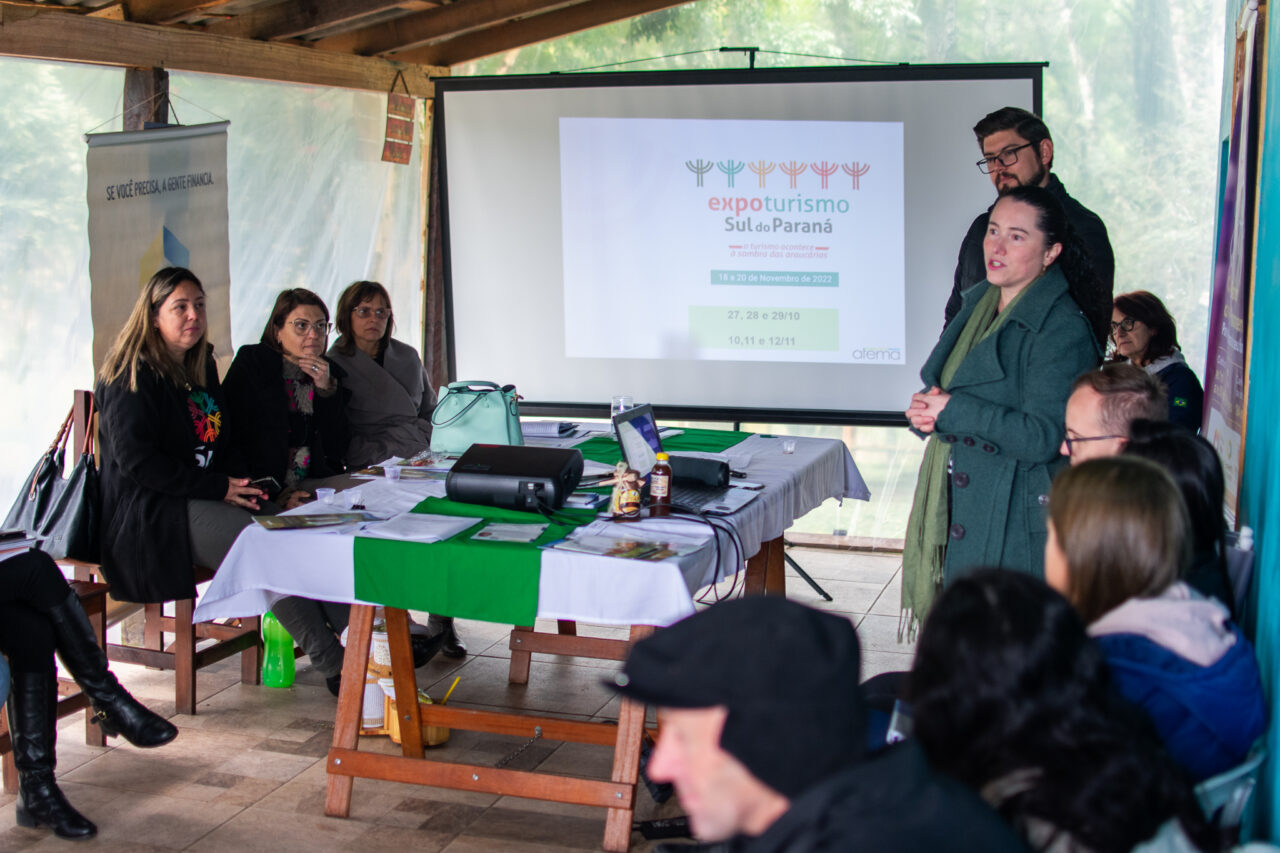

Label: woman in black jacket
[221,289,357,693]
[1110,290,1204,432]
[96,267,265,604]
[222,289,350,509]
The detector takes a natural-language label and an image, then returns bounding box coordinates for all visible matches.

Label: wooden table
[323,537,786,852]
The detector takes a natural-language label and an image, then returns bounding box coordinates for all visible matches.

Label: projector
[445,444,584,511]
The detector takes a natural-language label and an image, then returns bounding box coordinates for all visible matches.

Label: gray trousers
[270,597,350,679]
[187,499,254,570]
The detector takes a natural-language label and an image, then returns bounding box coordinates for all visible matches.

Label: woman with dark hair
[1111,290,1203,431]
[902,185,1100,631]
[2,549,177,839]
[97,266,265,604]
[326,280,464,658]
[222,289,357,694]
[222,288,350,509]
[1047,457,1265,781]
[1124,419,1234,614]
[910,569,1216,852]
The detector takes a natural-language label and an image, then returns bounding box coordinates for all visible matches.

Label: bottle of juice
[650,452,672,517]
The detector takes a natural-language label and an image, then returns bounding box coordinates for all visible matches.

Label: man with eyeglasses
[945,107,1115,349]
[1061,363,1166,464]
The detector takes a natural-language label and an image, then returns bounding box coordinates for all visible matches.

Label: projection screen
[435,64,1042,424]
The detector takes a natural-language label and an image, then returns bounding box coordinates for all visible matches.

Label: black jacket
[221,343,350,493]
[1155,359,1204,432]
[96,357,238,603]
[661,742,1028,853]
[945,173,1115,349]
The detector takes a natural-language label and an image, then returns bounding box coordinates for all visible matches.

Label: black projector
[445,444,584,511]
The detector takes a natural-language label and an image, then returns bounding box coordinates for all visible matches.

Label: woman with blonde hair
[1046,457,1265,781]
[96,267,264,604]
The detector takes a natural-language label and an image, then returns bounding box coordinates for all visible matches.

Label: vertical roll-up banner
[85,121,233,374]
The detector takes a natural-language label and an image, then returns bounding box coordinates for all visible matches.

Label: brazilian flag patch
[1173,397,1188,408]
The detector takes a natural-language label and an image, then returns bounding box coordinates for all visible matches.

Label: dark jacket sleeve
[313,361,352,475]
[97,370,227,501]
[945,212,992,329]
[1159,361,1205,432]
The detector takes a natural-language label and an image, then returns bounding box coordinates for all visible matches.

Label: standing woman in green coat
[903,185,1100,634]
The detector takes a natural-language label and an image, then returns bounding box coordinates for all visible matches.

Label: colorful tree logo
[716,159,745,188]
[685,159,713,187]
[842,161,871,190]
[748,160,775,187]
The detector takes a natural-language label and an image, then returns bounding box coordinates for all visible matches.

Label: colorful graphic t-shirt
[187,389,222,469]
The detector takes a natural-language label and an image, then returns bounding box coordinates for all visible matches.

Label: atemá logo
[687,157,871,190]
[850,346,902,362]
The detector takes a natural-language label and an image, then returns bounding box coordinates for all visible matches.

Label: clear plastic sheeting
[0,58,425,508]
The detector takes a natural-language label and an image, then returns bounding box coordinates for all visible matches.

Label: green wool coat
[921,265,1099,581]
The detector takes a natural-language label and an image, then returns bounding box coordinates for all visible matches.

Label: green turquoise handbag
[429,381,524,455]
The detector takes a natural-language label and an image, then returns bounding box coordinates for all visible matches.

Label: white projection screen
[435,65,1042,424]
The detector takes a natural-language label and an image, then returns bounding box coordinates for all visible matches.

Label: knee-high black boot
[45,591,177,748]
[8,670,97,840]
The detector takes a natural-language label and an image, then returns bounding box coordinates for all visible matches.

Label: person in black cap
[610,596,1028,852]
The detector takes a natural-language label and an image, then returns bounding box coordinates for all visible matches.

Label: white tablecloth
[193,435,866,628]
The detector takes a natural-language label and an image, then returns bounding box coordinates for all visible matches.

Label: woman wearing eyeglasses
[325,280,436,470]
[223,288,351,510]
[1111,290,1203,432]
[221,289,358,693]
[326,281,466,659]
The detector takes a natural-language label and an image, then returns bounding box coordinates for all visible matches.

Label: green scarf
[901,283,1030,639]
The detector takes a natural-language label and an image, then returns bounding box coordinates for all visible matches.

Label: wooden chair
[66,390,262,716]
[0,580,110,794]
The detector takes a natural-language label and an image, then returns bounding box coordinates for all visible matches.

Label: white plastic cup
[384,466,402,481]
[315,487,336,502]
[782,439,797,455]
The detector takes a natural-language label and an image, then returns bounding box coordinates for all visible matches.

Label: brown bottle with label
[649,452,672,517]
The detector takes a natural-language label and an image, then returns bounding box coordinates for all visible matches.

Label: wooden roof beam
[0,2,446,95]
[125,0,236,26]
[391,0,692,66]
[312,0,582,56]
[203,0,439,42]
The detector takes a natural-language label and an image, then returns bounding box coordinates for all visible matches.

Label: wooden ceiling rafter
[0,1,446,93]
[310,0,582,57]
[203,0,436,42]
[124,0,235,25]
[388,0,691,65]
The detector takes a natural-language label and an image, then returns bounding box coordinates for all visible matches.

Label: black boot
[45,591,177,748]
[8,670,97,840]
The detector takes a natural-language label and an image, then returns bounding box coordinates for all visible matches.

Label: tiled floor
[0,547,911,852]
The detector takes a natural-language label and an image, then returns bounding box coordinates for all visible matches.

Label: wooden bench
[0,580,110,794]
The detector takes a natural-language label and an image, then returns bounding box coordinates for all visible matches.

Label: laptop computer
[612,404,760,516]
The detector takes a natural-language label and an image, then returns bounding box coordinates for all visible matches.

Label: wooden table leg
[384,607,424,758]
[556,620,577,636]
[744,536,786,596]
[325,603,375,817]
[602,625,653,852]
[509,624,534,685]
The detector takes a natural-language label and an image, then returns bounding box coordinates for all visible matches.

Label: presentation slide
[437,66,1039,420]
[560,117,905,364]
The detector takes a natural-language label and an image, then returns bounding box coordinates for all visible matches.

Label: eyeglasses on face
[1064,434,1126,455]
[1110,317,1137,335]
[976,142,1035,174]
[287,319,331,337]
[353,306,391,320]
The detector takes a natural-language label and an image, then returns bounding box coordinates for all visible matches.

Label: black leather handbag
[2,404,100,562]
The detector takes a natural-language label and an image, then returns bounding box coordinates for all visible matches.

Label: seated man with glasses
[946,107,1115,351]
[1061,363,1167,464]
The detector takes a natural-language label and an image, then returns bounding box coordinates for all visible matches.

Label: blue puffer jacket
[1095,622,1266,782]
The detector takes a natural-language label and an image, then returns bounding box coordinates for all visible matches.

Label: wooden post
[123,67,169,130]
